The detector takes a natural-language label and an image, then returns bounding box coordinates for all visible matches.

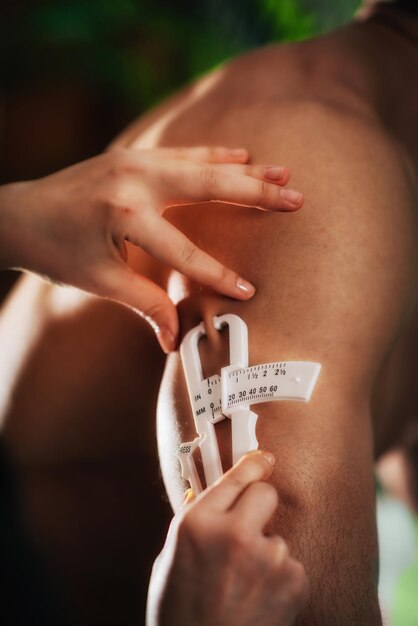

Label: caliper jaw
[179,321,223,491]
[213,315,260,465]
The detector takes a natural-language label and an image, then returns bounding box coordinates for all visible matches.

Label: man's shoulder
[110,39,319,150]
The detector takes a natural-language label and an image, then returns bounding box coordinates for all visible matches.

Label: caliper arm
[213,314,259,465]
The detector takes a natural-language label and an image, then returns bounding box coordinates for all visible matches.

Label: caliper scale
[178,314,321,494]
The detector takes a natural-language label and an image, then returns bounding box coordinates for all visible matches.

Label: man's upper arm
[157,105,417,624]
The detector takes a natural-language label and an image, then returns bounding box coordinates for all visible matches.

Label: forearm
[0,182,25,269]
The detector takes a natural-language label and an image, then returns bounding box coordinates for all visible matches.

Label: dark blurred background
[1,2,361,625]
[2,0,361,179]
[1,0,360,299]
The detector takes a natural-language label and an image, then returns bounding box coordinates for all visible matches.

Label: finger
[141,146,249,164]
[212,163,292,187]
[159,161,303,211]
[100,264,178,353]
[265,537,309,606]
[128,212,256,300]
[267,535,290,565]
[198,450,276,513]
[231,481,278,532]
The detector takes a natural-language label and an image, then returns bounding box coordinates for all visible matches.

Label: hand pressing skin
[147,451,308,626]
[0,147,303,352]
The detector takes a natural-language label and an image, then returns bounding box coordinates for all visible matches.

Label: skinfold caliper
[177,314,321,495]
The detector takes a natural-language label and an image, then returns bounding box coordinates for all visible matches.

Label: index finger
[128,212,256,300]
[142,146,249,164]
[198,450,276,513]
[160,162,303,212]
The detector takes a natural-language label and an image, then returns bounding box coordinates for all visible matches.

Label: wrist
[0,181,30,270]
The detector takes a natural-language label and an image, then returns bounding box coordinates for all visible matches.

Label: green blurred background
[2,0,361,183]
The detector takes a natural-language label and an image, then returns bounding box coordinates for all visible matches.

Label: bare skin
[1,2,418,625]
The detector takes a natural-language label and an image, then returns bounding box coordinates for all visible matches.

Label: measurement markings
[227,392,275,406]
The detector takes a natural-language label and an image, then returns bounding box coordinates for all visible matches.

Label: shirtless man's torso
[1,2,417,624]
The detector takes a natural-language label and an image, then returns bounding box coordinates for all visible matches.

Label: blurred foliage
[3,0,361,114]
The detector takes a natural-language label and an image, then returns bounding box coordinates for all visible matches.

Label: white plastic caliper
[177,313,321,494]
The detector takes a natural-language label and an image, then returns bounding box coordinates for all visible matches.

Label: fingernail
[246,450,265,458]
[229,148,247,159]
[264,166,285,181]
[156,326,176,354]
[246,449,275,465]
[236,277,256,297]
[282,189,303,206]
[262,451,276,466]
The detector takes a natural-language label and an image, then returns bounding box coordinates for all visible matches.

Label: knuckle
[255,165,265,179]
[273,537,290,564]
[177,509,195,535]
[287,560,309,605]
[102,195,125,219]
[107,148,143,179]
[245,482,278,511]
[218,263,233,285]
[101,181,127,212]
[174,147,187,159]
[227,524,252,553]
[260,179,274,204]
[110,202,136,222]
[142,299,168,323]
[200,165,218,193]
[256,482,279,508]
[179,242,198,267]
[92,264,122,299]
[84,273,107,297]
[177,507,206,540]
[227,471,248,492]
[107,149,130,175]
[176,517,194,545]
[210,146,224,160]
[94,192,112,216]
[234,454,266,482]
[264,537,291,572]
[120,205,135,220]
[98,278,118,299]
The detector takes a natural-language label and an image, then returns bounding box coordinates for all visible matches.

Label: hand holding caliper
[147,450,308,626]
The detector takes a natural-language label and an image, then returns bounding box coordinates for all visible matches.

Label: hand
[147,451,308,626]
[0,147,303,352]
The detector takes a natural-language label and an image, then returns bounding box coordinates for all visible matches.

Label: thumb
[103,266,179,353]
